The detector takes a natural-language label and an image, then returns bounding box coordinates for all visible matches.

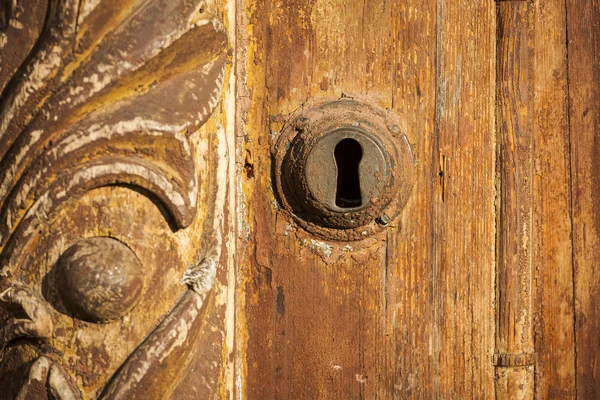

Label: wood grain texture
[387,0,437,397]
[495,3,535,398]
[0,0,234,398]
[238,0,495,398]
[238,1,396,396]
[6,0,600,398]
[532,0,576,398]
[432,0,496,397]
[566,0,600,397]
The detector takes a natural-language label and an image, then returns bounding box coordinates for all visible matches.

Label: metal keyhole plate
[273,99,416,241]
[305,129,387,212]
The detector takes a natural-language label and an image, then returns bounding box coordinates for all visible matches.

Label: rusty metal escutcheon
[272,98,416,241]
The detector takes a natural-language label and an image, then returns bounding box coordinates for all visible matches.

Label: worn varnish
[0,0,236,398]
[237,0,495,398]
[532,0,576,398]
[236,0,599,399]
[1,0,600,398]
[495,2,535,398]
[431,1,496,397]
[567,0,600,398]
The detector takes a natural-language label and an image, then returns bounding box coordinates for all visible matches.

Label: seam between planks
[563,0,578,397]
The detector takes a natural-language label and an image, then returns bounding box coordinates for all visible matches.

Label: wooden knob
[57,237,144,323]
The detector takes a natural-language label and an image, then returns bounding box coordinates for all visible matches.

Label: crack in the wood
[432,0,444,396]
[564,0,578,397]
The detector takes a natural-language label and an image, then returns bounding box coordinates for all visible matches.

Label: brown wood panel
[495,3,535,398]
[433,0,496,397]
[238,0,412,397]
[566,0,600,397]
[532,0,577,398]
[238,0,495,398]
[0,0,234,397]
[387,0,437,397]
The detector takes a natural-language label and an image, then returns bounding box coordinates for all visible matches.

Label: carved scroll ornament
[0,0,229,398]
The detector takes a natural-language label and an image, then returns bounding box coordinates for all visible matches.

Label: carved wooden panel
[0,0,233,398]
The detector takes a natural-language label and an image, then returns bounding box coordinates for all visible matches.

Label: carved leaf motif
[0,0,228,277]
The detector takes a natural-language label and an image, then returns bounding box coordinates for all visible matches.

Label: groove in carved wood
[0,0,227,279]
[0,285,53,353]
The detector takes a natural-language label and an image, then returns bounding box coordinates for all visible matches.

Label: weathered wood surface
[532,0,576,398]
[495,2,535,398]
[236,0,600,399]
[237,0,495,398]
[567,0,600,398]
[0,0,236,398]
[1,0,600,398]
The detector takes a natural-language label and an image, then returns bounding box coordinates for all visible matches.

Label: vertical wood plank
[433,0,496,397]
[388,0,437,397]
[237,1,415,398]
[532,0,577,398]
[494,3,535,398]
[238,0,496,398]
[566,0,600,397]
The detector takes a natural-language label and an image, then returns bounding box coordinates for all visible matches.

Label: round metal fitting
[273,99,415,241]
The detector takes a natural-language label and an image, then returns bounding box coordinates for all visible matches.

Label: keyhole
[334,138,363,208]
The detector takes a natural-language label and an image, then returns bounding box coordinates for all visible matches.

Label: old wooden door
[0,0,598,399]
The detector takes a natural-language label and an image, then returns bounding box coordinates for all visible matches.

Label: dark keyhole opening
[334,138,363,208]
